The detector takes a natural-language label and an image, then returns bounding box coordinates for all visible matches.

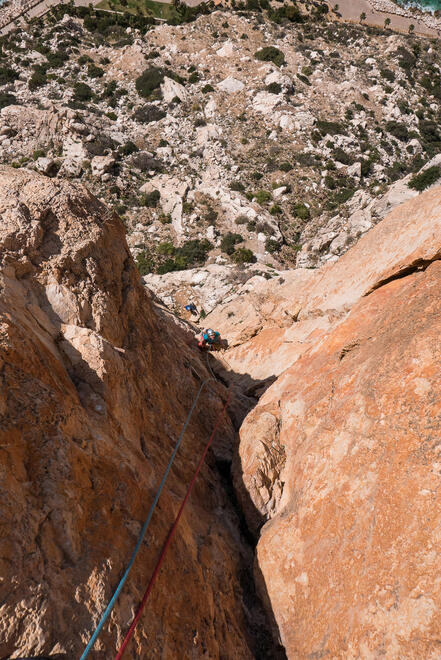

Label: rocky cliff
[0,166,280,659]
[2,168,441,659]
[213,186,441,657]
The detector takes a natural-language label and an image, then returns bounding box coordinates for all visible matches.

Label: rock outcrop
[0,166,277,659]
[206,186,441,381]
[229,186,441,657]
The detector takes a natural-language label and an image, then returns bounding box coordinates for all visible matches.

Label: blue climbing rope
[80,370,214,659]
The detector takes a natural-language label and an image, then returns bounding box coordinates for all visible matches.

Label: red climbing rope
[114,391,232,659]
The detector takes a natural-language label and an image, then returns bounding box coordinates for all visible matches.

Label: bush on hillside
[380,68,395,83]
[0,92,16,109]
[136,252,154,275]
[135,66,165,98]
[254,46,285,67]
[316,120,345,136]
[255,189,272,204]
[132,104,166,123]
[0,66,19,85]
[140,190,160,207]
[408,165,441,191]
[332,147,352,165]
[78,54,93,65]
[135,67,185,99]
[292,202,310,220]
[221,232,243,255]
[156,238,213,274]
[87,63,104,78]
[266,82,282,94]
[419,120,440,143]
[232,247,256,264]
[385,121,409,142]
[47,51,69,68]
[28,67,48,90]
[74,82,93,101]
[265,238,279,253]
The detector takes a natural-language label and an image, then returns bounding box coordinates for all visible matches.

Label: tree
[360,12,366,23]
[409,23,415,34]
[384,17,391,28]
[333,4,339,11]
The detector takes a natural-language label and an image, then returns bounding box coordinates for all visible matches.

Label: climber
[198,328,222,351]
[185,302,198,315]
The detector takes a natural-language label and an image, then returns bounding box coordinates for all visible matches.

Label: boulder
[91,154,115,176]
[34,157,59,177]
[161,76,187,103]
[217,76,245,93]
[216,41,235,57]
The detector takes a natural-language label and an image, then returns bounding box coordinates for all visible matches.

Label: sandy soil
[328,0,440,37]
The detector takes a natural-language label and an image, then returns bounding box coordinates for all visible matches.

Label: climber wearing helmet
[198,328,222,350]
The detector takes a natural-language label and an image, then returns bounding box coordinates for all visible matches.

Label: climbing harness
[114,390,231,659]
[80,353,228,659]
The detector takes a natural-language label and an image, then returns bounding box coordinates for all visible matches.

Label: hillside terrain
[2,0,441,315]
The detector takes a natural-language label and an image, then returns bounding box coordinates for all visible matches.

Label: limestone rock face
[0,167,265,659]
[232,186,441,657]
[206,186,441,382]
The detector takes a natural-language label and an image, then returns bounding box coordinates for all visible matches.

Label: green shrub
[157,241,175,255]
[232,247,255,264]
[419,120,440,143]
[135,66,165,98]
[221,232,243,255]
[33,148,46,160]
[141,190,160,207]
[269,204,282,215]
[74,82,93,101]
[254,46,285,67]
[235,215,248,225]
[118,141,139,156]
[316,120,345,136]
[176,238,212,265]
[78,54,93,65]
[396,46,416,71]
[387,161,407,182]
[385,121,409,142]
[380,68,395,83]
[135,66,185,99]
[133,104,166,123]
[0,92,16,109]
[88,63,104,78]
[266,82,282,94]
[409,165,441,191]
[202,84,214,93]
[0,66,18,85]
[332,147,352,165]
[296,152,316,167]
[292,202,310,220]
[136,252,153,275]
[265,238,279,253]
[279,161,292,172]
[47,51,69,68]
[28,67,47,90]
[297,73,311,86]
[188,71,199,83]
[255,190,272,204]
[229,180,245,192]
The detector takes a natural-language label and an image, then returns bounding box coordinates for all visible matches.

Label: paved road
[328,0,439,38]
